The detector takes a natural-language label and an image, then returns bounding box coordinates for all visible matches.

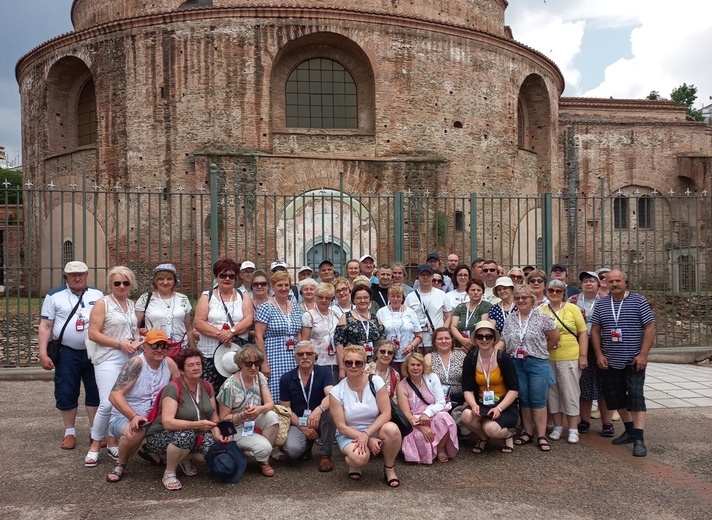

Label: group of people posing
[39,253,655,490]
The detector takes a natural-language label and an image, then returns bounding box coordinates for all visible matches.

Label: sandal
[537,436,551,452]
[500,435,514,454]
[106,462,127,483]
[514,432,533,446]
[437,451,449,463]
[260,462,275,477]
[348,470,362,481]
[471,438,488,454]
[137,446,163,466]
[84,450,100,468]
[107,446,119,461]
[162,472,182,491]
[383,464,400,488]
[179,459,198,477]
[601,423,615,438]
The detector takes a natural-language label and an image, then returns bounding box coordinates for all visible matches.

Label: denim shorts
[335,431,378,452]
[108,414,130,439]
[54,345,99,410]
[512,356,551,409]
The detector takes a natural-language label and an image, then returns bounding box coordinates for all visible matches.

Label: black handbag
[368,375,413,438]
[47,289,85,364]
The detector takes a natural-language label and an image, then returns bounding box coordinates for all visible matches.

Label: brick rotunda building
[15,0,712,293]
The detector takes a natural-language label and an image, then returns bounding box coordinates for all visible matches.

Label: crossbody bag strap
[548,304,579,338]
[406,376,432,405]
[138,291,153,329]
[57,288,86,345]
[368,374,376,396]
[414,291,436,332]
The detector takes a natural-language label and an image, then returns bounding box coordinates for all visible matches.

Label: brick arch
[46,56,95,155]
[270,32,375,135]
[518,73,552,191]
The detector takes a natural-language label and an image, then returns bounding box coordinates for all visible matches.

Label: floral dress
[256,302,302,402]
[334,311,385,360]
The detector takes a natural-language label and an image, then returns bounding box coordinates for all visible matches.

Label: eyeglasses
[336,287,350,294]
[252,281,268,288]
[528,278,545,284]
[482,268,497,273]
[344,359,365,368]
[514,296,530,301]
[510,275,524,281]
[354,296,370,302]
[296,352,316,357]
[148,343,169,350]
[113,281,130,287]
[242,360,260,368]
[475,334,495,341]
[547,288,564,294]
[378,350,395,356]
[218,273,236,280]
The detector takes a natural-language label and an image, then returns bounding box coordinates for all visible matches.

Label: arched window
[637,195,653,229]
[454,211,464,232]
[62,238,75,267]
[517,100,526,149]
[286,59,358,129]
[77,79,97,146]
[614,195,628,229]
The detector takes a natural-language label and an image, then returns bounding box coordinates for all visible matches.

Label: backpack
[146,378,213,423]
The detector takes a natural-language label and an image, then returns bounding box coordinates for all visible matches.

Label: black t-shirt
[371,283,390,309]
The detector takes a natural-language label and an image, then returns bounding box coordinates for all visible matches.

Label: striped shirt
[590,292,655,369]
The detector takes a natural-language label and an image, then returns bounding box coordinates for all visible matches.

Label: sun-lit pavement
[1,367,711,519]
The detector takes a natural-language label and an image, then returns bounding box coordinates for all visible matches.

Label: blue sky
[1,0,711,167]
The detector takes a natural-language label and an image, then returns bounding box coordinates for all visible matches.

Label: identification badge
[75,316,86,332]
[611,329,623,343]
[162,324,172,338]
[285,336,296,350]
[442,385,451,399]
[420,318,429,332]
[242,420,255,436]
[483,390,495,405]
[461,330,470,339]
[515,345,527,359]
[364,342,373,356]
[327,344,336,356]
[299,409,311,427]
[391,336,400,347]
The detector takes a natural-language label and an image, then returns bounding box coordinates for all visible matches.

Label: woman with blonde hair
[84,266,142,467]
[397,352,459,464]
[329,345,402,486]
[300,282,340,382]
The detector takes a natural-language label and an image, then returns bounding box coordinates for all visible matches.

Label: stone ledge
[648,347,712,364]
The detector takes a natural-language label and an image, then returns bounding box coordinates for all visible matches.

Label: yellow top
[542,302,587,361]
[475,366,507,401]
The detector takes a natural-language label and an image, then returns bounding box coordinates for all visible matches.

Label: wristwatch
[319,405,327,413]
[229,327,236,334]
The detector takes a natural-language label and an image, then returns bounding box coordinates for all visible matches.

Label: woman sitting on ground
[460,321,520,454]
[145,348,225,490]
[329,345,402,487]
[217,344,280,477]
[397,352,459,464]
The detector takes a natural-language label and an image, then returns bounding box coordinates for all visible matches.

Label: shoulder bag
[368,375,413,438]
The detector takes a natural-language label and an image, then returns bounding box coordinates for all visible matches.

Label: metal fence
[1,167,710,365]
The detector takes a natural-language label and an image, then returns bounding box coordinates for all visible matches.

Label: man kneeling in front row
[279,341,336,472]
[106,330,180,482]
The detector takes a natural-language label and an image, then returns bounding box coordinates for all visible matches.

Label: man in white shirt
[404,264,453,353]
[480,259,501,304]
[238,261,255,293]
[38,261,104,450]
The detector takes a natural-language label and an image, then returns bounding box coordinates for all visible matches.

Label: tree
[670,83,704,121]
[646,90,661,100]
[0,168,22,204]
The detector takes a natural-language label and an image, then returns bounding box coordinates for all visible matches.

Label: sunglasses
[242,360,260,368]
[344,359,365,368]
[113,280,130,287]
[528,278,545,284]
[475,334,495,341]
[482,268,497,273]
[378,350,395,356]
[514,296,530,301]
[296,352,316,357]
[432,278,443,283]
[218,273,236,280]
[510,275,524,280]
[547,288,564,294]
[252,281,268,288]
[148,343,169,350]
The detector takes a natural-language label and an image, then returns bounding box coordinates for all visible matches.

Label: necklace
[157,292,174,308]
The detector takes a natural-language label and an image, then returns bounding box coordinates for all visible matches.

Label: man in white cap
[238,261,256,293]
[298,266,314,282]
[359,254,379,284]
[38,261,104,450]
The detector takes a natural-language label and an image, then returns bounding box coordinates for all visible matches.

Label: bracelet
[496,406,503,413]
[130,413,138,421]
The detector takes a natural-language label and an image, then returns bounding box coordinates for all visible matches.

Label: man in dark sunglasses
[278,341,336,472]
[481,259,501,304]
[105,329,180,483]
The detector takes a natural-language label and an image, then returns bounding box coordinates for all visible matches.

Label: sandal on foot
[437,451,449,463]
[383,465,400,488]
[348,470,362,480]
[514,432,533,446]
[137,447,162,466]
[179,459,198,477]
[472,438,488,454]
[106,463,127,483]
[500,435,514,454]
[601,423,615,438]
[260,463,275,477]
[537,436,551,452]
[578,420,591,433]
[84,450,100,468]
[107,446,119,461]
[162,472,182,491]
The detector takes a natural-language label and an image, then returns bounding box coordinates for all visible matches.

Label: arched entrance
[303,236,350,276]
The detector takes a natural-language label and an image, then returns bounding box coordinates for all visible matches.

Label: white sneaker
[568,430,580,444]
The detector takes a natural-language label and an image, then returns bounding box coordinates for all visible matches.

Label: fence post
[210,163,218,266]
[394,191,404,262]
[599,177,606,267]
[542,193,553,273]
[469,193,477,260]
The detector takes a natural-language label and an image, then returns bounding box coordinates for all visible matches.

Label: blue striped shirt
[590,292,655,369]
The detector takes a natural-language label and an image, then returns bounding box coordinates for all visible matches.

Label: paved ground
[2,364,712,519]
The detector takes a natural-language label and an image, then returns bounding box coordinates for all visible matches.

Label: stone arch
[41,203,108,293]
[517,74,552,190]
[46,57,95,155]
[271,32,376,134]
